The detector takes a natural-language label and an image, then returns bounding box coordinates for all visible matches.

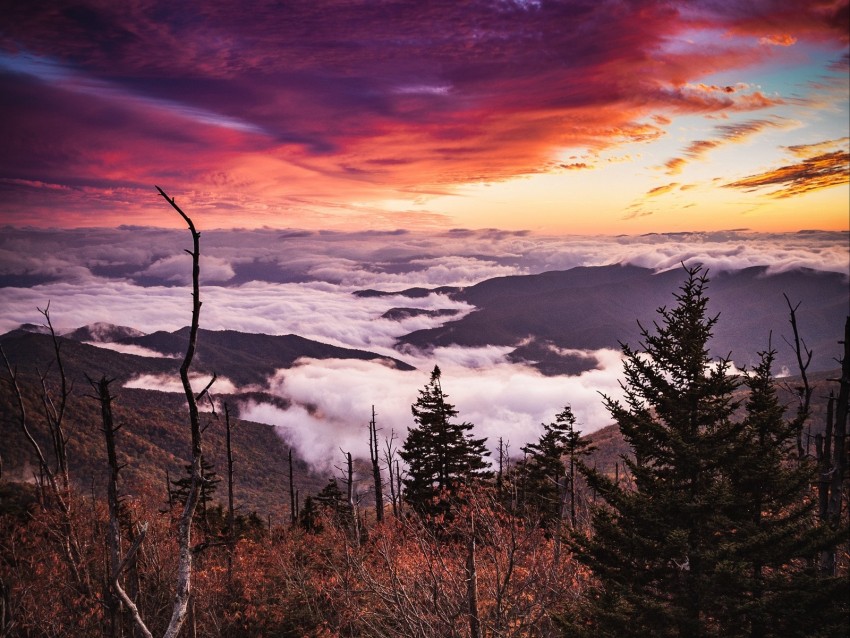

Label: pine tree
[521,405,593,527]
[299,496,321,533]
[170,455,221,532]
[400,365,490,518]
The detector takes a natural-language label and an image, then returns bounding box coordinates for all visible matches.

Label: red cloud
[0,0,847,226]
[759,34,798,46]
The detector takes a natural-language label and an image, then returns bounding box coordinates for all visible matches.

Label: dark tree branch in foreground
[783,293,812,460]
[368,406,384,523]
[156,185,211,638]
[1,307,89,596]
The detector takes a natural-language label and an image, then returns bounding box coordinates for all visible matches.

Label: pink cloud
[0,0,847,226]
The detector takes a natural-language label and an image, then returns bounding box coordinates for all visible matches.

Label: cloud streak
[663,118,797,175]
[725,150,850,198]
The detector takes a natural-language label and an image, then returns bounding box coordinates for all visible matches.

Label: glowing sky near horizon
[0,0,848,233]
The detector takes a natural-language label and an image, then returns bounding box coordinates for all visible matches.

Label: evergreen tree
[565,266,846,637]
[299,495,321,533]
[722,347,847,637]
[521,405,593,527]
[315,478,351,525]
[566,266,745,637]
[170,454,221,532]
[400,365,490,518]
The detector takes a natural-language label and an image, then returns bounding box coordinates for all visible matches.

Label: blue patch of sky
[0,50,268,136]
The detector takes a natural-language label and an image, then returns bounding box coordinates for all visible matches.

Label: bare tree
[368,406,384,523]
[337,449,362,543]
[1,306,89,595]
[224,403,236,588]
[817,317,850,575]
[91,375,152,638]
[783,294,813,459]
[288,448,297,526]
[466,513,481,638]
[383,430,400,518]
[156,186,212,638]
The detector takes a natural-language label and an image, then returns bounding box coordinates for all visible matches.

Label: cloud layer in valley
[240,348,626,472]
[3,227,846,469]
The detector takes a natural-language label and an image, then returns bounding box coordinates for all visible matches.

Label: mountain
[0,330,341,518]
[63,322,146,342]
[394,265,848,375]
[110,327,415,386]
[381,308,460,321]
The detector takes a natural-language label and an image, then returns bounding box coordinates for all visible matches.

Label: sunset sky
[1,0,848,233]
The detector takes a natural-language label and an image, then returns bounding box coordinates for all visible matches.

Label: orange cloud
[646,182,680,197]
[664,158,688,175]
[724,151,850,198]
[759,34,798,46]
[785,137,850,158]
[663,118,795,174]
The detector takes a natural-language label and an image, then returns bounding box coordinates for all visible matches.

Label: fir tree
[170,455,221,532]
[400,365,490,518]
[722,347,847,637]
[299,496,321,533]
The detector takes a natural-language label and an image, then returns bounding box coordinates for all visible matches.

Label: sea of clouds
[2,228,847,469]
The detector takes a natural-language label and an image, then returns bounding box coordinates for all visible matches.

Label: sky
[0,0,848,233]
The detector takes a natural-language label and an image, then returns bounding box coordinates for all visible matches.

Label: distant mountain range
[376,265,848,375]
[4,324,414,388]
[2,261,845,517]
[63,322,145,342]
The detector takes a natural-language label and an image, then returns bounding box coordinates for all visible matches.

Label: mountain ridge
[389,264,847,375]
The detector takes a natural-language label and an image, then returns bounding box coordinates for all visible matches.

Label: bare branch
[783,293,813,459]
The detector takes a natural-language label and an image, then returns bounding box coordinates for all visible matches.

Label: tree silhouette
[400,365,489,518]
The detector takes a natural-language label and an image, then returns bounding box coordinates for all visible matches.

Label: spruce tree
[521,405,593,527]
[722,348,847,637]
[565,266,847,637]
[170,455,221,532]
[567,266,744,637]
[315,478,351,524]
[400,365,490,518]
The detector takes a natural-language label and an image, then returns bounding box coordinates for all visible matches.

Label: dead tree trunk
[383,430,399,518]
[466,513,481,638]
[224,403,235,589]
[93,375,153,638]
[819,317,850,575]
[368,406,384,523]
[1,307,89,597]
[784,294,813,460]
[289,448,297,526]
[156,186,210,638]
